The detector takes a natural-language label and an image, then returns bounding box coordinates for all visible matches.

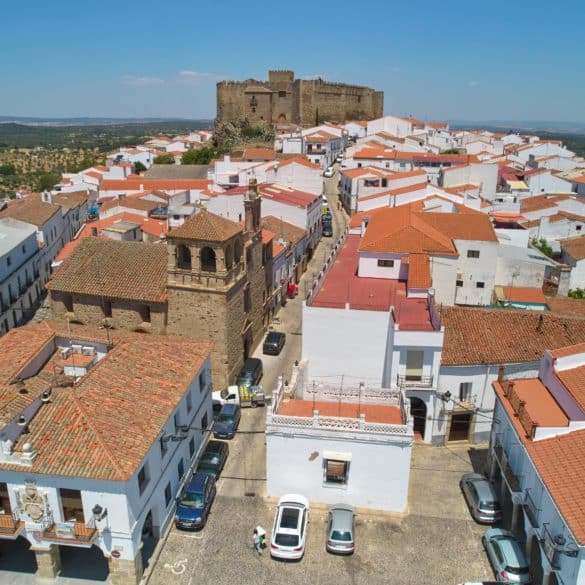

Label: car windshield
[218,414,234,424]
[201,454,219,464]
[331,530,352,542]
[481,501,500,510]
[179,492,204,508]
[198,462,218,473]
[275,533,299,547]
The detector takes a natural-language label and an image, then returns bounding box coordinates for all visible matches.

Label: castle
[217,70,383,127]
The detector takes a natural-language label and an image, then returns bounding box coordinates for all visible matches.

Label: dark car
[263,331,286,355]
[236,357,263,388]
[322,223,333,237]
[212,403,241,439]
[175,472,216,530]
[196,440,229,479]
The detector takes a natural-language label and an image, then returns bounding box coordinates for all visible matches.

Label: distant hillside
[449,120,585,135]
[0,116,213,127]
[0,120,213,149]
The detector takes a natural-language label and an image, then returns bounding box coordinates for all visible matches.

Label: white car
[335,154,343,163]
[270,494,309,560]
[323,167,335,178]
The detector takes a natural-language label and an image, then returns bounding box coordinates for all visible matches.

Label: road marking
[163,558,187,575]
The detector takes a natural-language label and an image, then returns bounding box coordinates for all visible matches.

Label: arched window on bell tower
[177,244,191,270]
[201,247,217,272]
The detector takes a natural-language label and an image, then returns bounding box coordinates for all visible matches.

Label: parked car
[323,167,335,178]
[212,403,241,439]
[483,528,531,583]
[175,472,216,530]
[322,223,333,237]
[263,331,286,355]
[270,494,310,560]
[460,473,502,524]
[335,154,343,163]
[196,440,229,479]
[236,357,263,388]
[326,504,355,554]
[212,384,265,408]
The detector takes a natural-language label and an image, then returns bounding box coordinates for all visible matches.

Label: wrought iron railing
[493,439,521,492]
[397,374,433,388]
[523,489,540,527]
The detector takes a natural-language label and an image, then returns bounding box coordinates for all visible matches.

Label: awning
[323,451,352,462]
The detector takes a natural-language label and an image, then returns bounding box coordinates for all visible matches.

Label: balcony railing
[523,490,540,527]
[493,439,521,493]
[0,513,25,538]
[397,374,434,389]
[39,520,98,546]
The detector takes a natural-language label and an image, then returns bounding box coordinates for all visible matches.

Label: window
[467,250,480,259]
[324,459,349,485]
[21,244,26,254]
[0,482,12,514]
[174,412,180,429]
[577,225,582,231]
[189,436,195,458]
[459,382,472,402]
[377,259,394,268]
[476,282,485,289]
[102,300,112,318]
[63,294,74,313]
[160,436,168,458]
[138,464,149,495]
[6,256,11,267]
[278,91,286,98]
[456,280,463,287]
[199,371,206,392]
[139,304,151,323]
[60,488,84,522]
[201,413,208,431]
[164,482,172,507]
[186,391,193,413]
[178,458,185,480]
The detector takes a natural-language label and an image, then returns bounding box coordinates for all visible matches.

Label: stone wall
[49,290,167,334]
[216,70,383,127]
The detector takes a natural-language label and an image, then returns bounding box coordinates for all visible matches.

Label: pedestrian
[252,528,262,555]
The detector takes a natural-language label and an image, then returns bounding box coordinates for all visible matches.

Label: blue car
[213,403,241,439]
[483,528,531,583]
[175,472,216,530]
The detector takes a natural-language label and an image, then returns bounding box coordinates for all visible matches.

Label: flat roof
[278,399,403,425]
[310,234,434,330]
[0,218,37,255]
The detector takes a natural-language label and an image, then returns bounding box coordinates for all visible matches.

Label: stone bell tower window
[201,247,217,272]
[177,244,191,270]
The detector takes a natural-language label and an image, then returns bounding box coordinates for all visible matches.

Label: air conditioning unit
[81,346,95,356]
[60,347,71,360]
[71,344,83,354]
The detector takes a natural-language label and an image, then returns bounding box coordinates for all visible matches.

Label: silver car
[460,473,502,524]
[326,504,355,554]
[483,528,531,583]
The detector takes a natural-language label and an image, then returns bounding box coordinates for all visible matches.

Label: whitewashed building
[266,374,413,512]
[0,322,213,585]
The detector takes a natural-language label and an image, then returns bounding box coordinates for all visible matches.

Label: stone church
[217,70,384,127]
[47,180,271,388]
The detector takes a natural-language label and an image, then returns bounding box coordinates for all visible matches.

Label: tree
[133,161,147,173]
[441,148,460,154]
[531,237,553,258]
[36,172,60,191]
[181,147,220,165]
[0,163,16,176]
[153,155,175,165]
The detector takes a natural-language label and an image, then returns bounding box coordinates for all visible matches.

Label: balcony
[523,490,540,527]
[397,374,434,389]
[493,439,521,493]
[39,520,98,547]
[0,513,25,539]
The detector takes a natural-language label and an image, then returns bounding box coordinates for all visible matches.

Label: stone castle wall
[216,70,383,126]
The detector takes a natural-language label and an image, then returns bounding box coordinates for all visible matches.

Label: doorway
[448,412,472,441]
[406,351,424,381]
[409,397,426,440]
[141,510,158,572]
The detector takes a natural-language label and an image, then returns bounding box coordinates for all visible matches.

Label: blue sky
[1,0,584,122]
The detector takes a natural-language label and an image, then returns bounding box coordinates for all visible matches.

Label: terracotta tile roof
[358,182,428,202]
[276,155,320,170]
[51,190,90,209]
[419,212,498,243]
[547,297,585,318]
[501,287,546,304]
[0,322,212,480]
[47,238,168,303]
[278,399,402,424]
[304,131,339,143]
[441,307,585,365]
[242,147,275,160]
[561,235,585,261]
[550,342,585,358]
[262,228,276,245]
[520,194,569,213]
[408,253,431,288]
[100,179,211,192]
[261,216,307,246]
[226,183,319,209]
[168,209,242,242]
[341,166,393,179]
[0,197,61,227]
[99,197,161,214]
[556,364,585,412]
[272,241,286,257]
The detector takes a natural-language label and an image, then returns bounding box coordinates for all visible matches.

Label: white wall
[302,304,390,385]
[266,431,412,512]
[358,252,405,279]
[453,241,498,306]
[266,163,323,196]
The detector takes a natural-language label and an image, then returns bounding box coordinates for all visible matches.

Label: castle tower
[165,209,249,388]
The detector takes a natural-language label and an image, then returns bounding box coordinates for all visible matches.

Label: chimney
[536,313,544,333]
[497,365,505,382]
